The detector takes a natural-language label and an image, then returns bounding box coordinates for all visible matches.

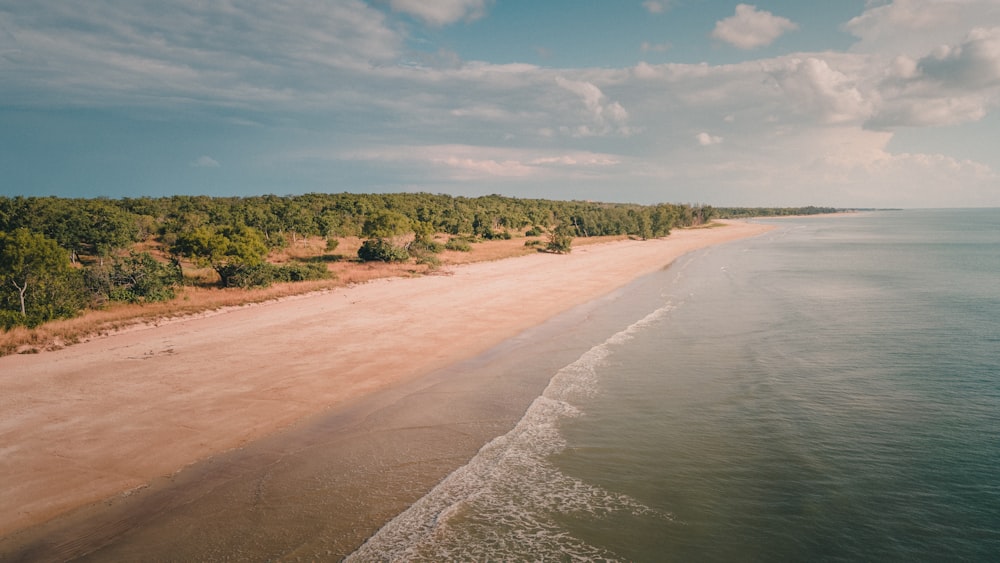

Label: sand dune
[0,221,771,538]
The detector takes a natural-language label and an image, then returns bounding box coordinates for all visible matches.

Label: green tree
[172,224,269,287]
[108,252,182,303]
[546,222,574,254]
[85,200,140,264]
[358,210,412,262]
[0,229,85,327]
[362,210,412,238]
[357,238,410,262]
[276,200,317,243]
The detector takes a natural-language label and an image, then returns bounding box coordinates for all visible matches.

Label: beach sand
[0,220,772,558]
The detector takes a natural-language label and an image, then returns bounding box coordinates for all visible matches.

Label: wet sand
[0,221,772,559]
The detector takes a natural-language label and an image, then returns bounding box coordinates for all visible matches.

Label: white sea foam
[346,302,677,562]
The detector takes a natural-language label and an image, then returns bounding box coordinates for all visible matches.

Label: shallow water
[352,210,1000,561]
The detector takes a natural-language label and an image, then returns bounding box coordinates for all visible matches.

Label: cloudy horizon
[2,1,999,208]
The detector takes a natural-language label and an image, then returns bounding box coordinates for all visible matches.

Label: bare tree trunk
[12,279,27,316]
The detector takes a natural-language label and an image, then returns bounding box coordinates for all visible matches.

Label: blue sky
[2,0,1000,207]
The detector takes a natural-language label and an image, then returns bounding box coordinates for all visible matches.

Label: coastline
[0,220,773,555]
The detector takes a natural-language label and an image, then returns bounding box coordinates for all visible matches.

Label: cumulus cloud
[845,0,1000,56]
[868,97,989,129]
[389,0,489,26]
[2,0,998,207]
[711,4,798,50]
[917,27,1000,88]
[866,27,1000,128]
[696,132,723,146]
[770,58,873,124]
[659,124,998,208]
[554,76,632,136]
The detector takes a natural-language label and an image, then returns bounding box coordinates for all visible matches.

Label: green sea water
[350,209,1000,561]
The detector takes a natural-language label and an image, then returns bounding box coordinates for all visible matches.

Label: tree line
[713,206,839,218]
[3,192,818,329]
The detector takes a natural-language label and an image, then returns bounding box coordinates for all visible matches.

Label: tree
[546,222,574,254]
[362,210,411,239]
[85,200,140,264]
[358,210,411,262]
[276,199,317,243]
[108,252,182,303]
[358,238,410,262]
[0,228,84,326]
[172,224,269,287]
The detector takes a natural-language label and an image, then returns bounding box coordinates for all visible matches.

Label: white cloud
[711,4,798,50]
[769,58,873,124]
[337,144,621,181]
[647,125,998,208]
[917,27,1000,88]
[2,1,999,207]
[641,41,672,53]
[696,132,723,146]
[632,61,662,79]
[868,95,990,128]
[845,0,1000,56]
[0,1,403,109]
[643,1,668,15]
[866,28,1000,128]
[191,155,220,168]
[389,0,489,26]
[554,76,632,136]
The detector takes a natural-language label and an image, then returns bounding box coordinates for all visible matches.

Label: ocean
[349,209,1000,562]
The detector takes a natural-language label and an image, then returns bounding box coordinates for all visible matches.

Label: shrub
[218,261,331,288]
[479,228,505,240]
[415,254,441,268]
[409,238,443,254]
[106,252,182,303]
[275,262,330,282]
[408,238,444,270]
[546,230,573,254]
[444,238,472,252]
[358,238,410,262]
[217,263,277,288]
[525,226,545,237]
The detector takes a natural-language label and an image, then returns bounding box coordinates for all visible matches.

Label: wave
[346,301,679,562]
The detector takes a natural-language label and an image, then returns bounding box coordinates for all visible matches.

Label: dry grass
[685,221,727,229]
[1,233,627,356]
[0,281,347,356]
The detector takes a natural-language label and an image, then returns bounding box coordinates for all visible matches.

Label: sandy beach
[0,220,771,555]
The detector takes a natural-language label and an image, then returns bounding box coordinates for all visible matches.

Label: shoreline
[0,220,773,554]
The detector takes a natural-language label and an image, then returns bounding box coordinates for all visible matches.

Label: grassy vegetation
[5,191,798,355]
[0,232,624,355]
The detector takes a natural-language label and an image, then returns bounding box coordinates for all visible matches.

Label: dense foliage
[85,251,183,304]
[0,192,834,328]
[714,206,839,218]
[0,228,86,328]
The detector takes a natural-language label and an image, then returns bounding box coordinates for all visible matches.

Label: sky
[2,0,1000,208]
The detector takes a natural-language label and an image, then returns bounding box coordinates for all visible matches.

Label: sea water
[349,209,1000,562]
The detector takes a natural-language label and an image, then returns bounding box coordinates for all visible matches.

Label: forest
[0,192,836,329]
